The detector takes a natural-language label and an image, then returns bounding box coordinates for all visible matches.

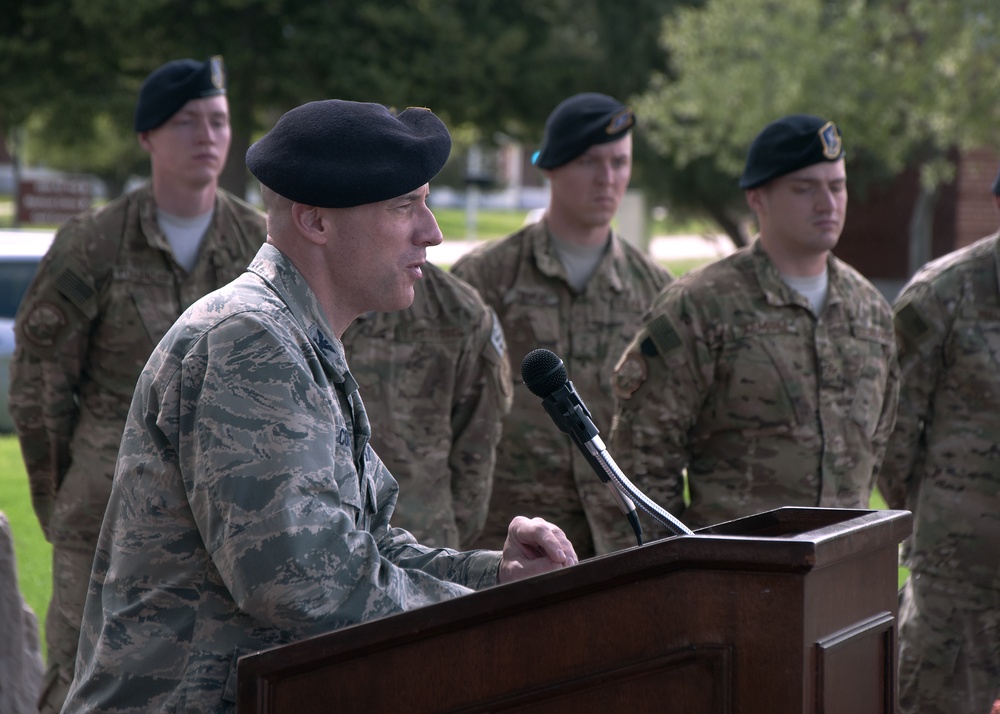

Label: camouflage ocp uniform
[61,244,503,713]
[342,263,512,549]
[609,240,899,543]
[8,182,265,707]
[451,220,673,557]
[879,233,1000,714]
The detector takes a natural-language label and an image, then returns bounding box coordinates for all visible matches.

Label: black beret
[134,56,226,132]
[739,114,844,189]
[533,93,635,170]
[992,161,1000,196]
[245,100,452,208]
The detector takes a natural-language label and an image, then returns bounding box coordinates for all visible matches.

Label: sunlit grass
[0,434,51,651]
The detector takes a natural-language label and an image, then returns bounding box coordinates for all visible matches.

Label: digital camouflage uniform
[609,240,899,544]
[879,232,1000,714]
[61,244,502,713]
[8,182,265,708]
[452,220,673,557]
[342,263,512,549]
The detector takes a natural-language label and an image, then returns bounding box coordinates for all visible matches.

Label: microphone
[521,348,693,543]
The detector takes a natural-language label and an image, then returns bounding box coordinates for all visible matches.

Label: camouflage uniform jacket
[879,232,1000,590]
[62,244,503,713]
[451,220,673,556]
[9,182,266,543]
[342,263,513,549]
[610,239,899,539]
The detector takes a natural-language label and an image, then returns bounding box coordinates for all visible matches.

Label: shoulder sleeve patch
[895,301,931,344]
[54,268,95,314]
[613,351,648,400]
[647,314,683,357]
[20,301,68,348]
[488,308,506,358]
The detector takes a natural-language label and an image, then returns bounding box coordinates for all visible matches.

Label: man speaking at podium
[62,100,577,713]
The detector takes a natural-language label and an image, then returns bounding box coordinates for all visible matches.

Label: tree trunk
[907,183,938,278]
[220,123,254,201]
[703,202,750,248]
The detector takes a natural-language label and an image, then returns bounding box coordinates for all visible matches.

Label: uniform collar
[750,238,845,314]
[528,219,628,293]
[246,243,350,383]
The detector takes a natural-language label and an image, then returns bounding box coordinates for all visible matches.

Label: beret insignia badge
[606,108,635,135]
[819,121,842,159]
[210,55,225,90]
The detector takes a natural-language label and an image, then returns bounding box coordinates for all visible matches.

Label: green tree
[636,0,1000,252]
[0,0,689,199]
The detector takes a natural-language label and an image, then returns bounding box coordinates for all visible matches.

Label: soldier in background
[609,114,899,541]
[8,56,266,712]
[879,163,1000,714]
[342,263,512,549]
[452,93,673,558]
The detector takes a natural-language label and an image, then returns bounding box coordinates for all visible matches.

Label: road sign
[17,178,93,225]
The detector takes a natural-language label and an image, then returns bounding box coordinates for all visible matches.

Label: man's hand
[498,516,578,584]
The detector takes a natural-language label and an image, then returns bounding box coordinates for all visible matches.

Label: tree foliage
[635,0,1000,245]
[0,0,686,197]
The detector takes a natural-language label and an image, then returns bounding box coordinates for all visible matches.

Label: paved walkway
[427,233,735,266]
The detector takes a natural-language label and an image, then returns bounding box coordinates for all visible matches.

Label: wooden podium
[238,507,911,714]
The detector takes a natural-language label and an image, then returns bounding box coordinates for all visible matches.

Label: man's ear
[290,203,331,246]
[137,131,152,152]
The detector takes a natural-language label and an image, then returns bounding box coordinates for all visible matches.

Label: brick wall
[837,148,1000,282]
[954,147,1000,249]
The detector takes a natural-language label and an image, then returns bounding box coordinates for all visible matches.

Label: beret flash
[739,114,844,189]
[533,92,635,170]
[134,56,226,132]
[992,161,1000,196]
[245,100,452,208]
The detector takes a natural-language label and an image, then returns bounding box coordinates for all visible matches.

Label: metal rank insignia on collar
[819,121,842,159]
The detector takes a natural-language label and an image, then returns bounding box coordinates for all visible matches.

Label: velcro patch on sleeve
[895,301,931,345]
[54,268,95,314]
[647,314,683,357]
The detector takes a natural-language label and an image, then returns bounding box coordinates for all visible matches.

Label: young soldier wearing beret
[608,114,899,543]
[341,263,513,550]
[879,164,1000,714]
[62,99,577,712]
[8,55,266,713]
[452,93,674,558]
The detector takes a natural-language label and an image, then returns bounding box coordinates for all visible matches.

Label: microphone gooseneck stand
[521,348,694,547]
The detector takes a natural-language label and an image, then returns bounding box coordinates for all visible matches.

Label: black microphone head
[521,349,568,398]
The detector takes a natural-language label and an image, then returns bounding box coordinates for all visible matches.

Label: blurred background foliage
[1,0,999,245]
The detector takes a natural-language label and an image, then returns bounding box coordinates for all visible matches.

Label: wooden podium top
[238,507,911,714]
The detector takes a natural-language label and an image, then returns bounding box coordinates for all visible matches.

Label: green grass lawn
[431,206,528,241]
[0,434,51,650]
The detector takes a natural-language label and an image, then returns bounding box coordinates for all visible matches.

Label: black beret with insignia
[992,160,1000,196]
[245,100,452,208]
[134,56,227,132]
[533,92,635,170]
[739,114,844,189]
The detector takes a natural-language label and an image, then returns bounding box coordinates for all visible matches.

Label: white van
[0,230,56,432]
